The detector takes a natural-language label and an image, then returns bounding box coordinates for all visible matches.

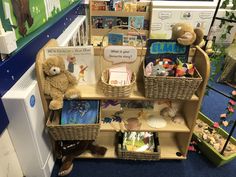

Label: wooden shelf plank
[100,110,190,133]
[92,11,150,19]
[79,132,117,158]
[91,29,149,36]
[159,133,187,160]
[76,82,199,101]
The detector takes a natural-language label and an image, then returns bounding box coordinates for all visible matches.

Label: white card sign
[104,46,137,64]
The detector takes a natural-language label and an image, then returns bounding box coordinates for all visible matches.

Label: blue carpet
[51,152,236,177]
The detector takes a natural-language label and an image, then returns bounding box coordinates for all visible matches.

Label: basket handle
[99,25,144,72]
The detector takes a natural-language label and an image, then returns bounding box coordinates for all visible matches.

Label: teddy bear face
[43,56,66,76]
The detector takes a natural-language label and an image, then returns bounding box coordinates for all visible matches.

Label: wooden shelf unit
[36,39,210,160]
[89,0,151,45]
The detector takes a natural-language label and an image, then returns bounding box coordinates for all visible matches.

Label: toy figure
[78,65,88,82]
[66,55,76,73]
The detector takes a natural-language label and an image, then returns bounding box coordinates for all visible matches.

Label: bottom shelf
[79,132,187,160]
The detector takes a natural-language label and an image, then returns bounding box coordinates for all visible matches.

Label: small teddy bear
[43,56,80,110]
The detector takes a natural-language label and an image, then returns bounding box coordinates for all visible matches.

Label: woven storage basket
[143,61,202,100]
[46,110,100,141]
[101,69,136,97]
[99,25,143,98]
[116,133,160,160]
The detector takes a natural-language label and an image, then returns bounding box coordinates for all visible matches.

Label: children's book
[128,16,144,30]
[92,16,104,29]
[144,39,190,66]
[108,33,124,45]
[122,132,155,152]
[103,16,117,29]
[61,100,100,125]
[116,17,128,29]
[44,46,96,85]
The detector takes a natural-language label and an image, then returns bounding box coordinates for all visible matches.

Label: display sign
[104,46,137,64]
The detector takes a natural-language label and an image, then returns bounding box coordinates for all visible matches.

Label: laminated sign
[104,46,137,64]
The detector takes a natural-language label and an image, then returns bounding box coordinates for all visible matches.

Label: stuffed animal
[56,140,107,176]
[43,56,80,110]
[155,58,176,76]
[172,23,204,46]
[151,64,168,76]
[176,60,195,77]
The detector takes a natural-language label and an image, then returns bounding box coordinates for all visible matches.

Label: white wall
[0,130,23,177]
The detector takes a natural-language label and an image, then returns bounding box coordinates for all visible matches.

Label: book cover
[128,16,144,30]
[92,16,104,29]
[108,33,124,45]
[61,100,100,125]
[122,132,155,152]
[103,16,117,29]
[144,39,190,66]
[116,17,128,29]
[123,35,137,46]
[113,0,123,11]
[44,46,96,85]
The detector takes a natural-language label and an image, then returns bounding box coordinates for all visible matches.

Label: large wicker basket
[116,133,161,160]
[143,61,203,100]
[101,69,136,97]
[46,110,100,141]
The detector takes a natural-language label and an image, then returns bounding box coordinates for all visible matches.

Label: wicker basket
[116,133,160,160]
[46,110,100,141]
[143,61,203,100]
[100,69,136,97]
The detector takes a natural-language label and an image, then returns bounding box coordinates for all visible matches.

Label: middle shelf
[73,82,199,101]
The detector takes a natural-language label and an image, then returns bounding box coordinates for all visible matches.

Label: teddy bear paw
[65,89,81,99]
[49,100,63,110]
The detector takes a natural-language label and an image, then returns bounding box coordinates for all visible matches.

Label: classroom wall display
[1,0,80,39]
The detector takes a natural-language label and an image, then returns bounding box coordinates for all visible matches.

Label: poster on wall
[1,0,79,40]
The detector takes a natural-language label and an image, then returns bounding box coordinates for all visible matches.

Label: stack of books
[108,65,132,86]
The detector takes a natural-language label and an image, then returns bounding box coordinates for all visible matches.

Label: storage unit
[89,0,151,46]
[2,64,54,177]
[36,39,210,160]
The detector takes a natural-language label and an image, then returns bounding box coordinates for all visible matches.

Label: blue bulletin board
[0,1,85,134]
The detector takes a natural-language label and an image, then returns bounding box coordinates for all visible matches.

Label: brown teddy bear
[172,23,204,46]
[43,56,80,110]
[55,140,107,176]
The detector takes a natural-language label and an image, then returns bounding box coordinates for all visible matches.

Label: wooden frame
[35,39,210,160]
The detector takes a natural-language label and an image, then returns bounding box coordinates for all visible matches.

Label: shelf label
[104,46,137,64]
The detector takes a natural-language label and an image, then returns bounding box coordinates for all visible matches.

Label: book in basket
[61,100,100,125]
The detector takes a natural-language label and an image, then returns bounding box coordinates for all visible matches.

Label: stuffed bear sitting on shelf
[42,56,81,110]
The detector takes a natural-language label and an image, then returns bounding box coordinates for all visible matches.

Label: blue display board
[0,2,85,134]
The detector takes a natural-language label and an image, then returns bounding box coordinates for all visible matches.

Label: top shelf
[91,11,150,19]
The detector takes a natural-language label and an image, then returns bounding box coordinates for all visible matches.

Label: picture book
[122,132,155,152]
[92,16,104,29]
[116,17,128,29]
[123,35,137,46]
[103,16,117,29]
[91,1,109,11]
[44,46,96,85]
[113,0,123,11]
[108,33,124,45]
[61,100,100,125]
[143,20,150,30]
[144,39,190,66]
[128,16,144,30]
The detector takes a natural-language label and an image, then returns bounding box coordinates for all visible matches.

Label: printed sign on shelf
[104,46,137,64]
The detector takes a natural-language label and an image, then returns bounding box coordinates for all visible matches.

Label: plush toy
[56,140,107,176]
[172,23,204,46]
[43,56,80,110]
[155,58,176,76]
[176,60,195,77]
